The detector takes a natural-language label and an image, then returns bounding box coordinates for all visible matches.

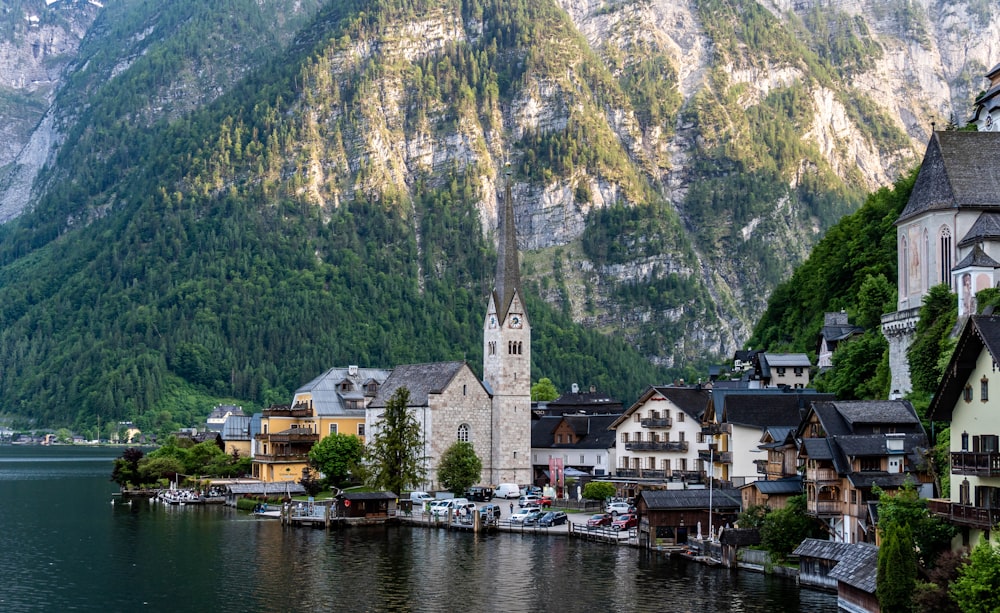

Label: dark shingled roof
[958,215,1000,250]
[821,323,864,343]
[929,316,1000,421]
[794,538,851,561]
[834,401,920,426]
[611,385,709,429]
[897,131,1000,223]
[722,393,831,428]
[639,488,742,511]
[532,414,618,450]
[343,492,398,501]
[368,362,469,408]
[743,476,803,495]
[531,416,562,447]
[802,437,834,460]
[827,543,879,594]
[225,482,307,496]
[836,433,925,456]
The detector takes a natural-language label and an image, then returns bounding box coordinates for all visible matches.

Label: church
[365,176,533,490]
[882,62,1000,397]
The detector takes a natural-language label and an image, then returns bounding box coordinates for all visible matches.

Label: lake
[0,445,837,612]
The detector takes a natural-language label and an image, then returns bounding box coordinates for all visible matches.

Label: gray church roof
[368,362,474,408]
[958,213,1000,249]
[954,242,1000,268]
[897,131,1000,223]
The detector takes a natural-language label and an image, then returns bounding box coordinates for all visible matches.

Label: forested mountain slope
[0,0,996,430]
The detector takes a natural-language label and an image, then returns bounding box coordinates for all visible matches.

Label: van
[495,483,520,499]
[430,498,471,517]
[409,491,433,504]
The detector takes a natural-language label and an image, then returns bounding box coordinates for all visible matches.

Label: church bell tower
[483,170,532,486]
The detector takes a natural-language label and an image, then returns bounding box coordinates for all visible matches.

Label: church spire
[494,167,521,320]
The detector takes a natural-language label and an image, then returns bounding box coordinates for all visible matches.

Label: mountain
[0,0,996,431]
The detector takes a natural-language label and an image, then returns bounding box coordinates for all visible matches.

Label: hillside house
[927,315,1000,548]
[798,400,930,544]
[818,312,864,370]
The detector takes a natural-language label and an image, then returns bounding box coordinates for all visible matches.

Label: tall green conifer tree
[365,387,425,495]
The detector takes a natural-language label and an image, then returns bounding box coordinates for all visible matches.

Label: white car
[509,508,535,524]
[606,501,631,516]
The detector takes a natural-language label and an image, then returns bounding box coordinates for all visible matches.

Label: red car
[586,513,612,528]
[612,513,638,531]
[538,496,553,507]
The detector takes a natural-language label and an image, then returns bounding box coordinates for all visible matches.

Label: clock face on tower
[509,314,522,329]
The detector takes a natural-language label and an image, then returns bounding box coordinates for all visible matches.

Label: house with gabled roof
[701,388,833,487]
[366,361,493,490]
[531,413,618,489]
[818,312,864,369]
[636,488,742,548]
[252,365,390,483]
[794,538,880,613]
[610,385,710,485]
[798,400,930,544]
[927,314,1000,548]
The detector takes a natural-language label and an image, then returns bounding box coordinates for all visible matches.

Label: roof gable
[898,131,1000,223]
[929,315,1000,420]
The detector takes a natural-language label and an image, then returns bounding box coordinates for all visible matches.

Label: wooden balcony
[698,450,732,463]
[253,452,312,463]
[256,431,318,444]
[640,417,672,429]
[754,459,768,474]
[951,451,1000,476]
[701,423,732,436]
[807,500,842,516]
[625,441,689,452]
[928,499,1000,529]
[806,467,840,482]
[262,406,313,418]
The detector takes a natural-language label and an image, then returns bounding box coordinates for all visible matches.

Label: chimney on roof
[590,385,596,393]
[571,383,579,394]
[349,365,358,376]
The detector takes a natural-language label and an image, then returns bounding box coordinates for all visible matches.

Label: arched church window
[457,423,470,442]
[939,226,952,286]
[901,236,909,296]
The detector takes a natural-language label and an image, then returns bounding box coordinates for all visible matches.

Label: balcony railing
[640,417,672,429]
[806,467,840,482]
[951,451,1000,476]
[698,450,732,463]
[615,468,696,480]
[928,499,1000,529]
[262,406,313,418]
[253,452,312,463]
[701,423,732,436]
[258,431,318,444]
[807,500,842,516]
[625,441,689,452]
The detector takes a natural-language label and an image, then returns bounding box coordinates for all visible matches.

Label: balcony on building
[928,499,1000,529]
[624,440,689,452]
[701,423,731,436]
[698,449,732,463]
[640,416,672,429]
[951,451,1000,476]
[806,466,839,482]
[807,500,843,516]
[262,403,313,418]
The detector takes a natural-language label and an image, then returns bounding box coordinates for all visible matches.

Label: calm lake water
[0,446,837,612]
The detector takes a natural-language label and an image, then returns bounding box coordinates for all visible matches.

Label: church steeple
[494,168,521,320]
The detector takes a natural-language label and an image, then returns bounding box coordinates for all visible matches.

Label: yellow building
[252,366,390,483]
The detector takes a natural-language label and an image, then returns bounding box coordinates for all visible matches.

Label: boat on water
[157,489,202,505]
[251,503,281,519]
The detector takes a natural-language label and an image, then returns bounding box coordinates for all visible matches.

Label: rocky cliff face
[0,0,998,370]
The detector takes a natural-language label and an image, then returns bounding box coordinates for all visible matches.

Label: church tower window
[939,226,952,286]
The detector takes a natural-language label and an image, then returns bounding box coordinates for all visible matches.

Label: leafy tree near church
[436,441,482,494]
[907,284,957,400]
[582,481,616,501]
[365,387,425,495]
[531,378,559,401]
[309,431,364,486]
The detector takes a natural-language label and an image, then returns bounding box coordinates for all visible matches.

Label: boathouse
[339,492,397,519]
[636,488,741,548]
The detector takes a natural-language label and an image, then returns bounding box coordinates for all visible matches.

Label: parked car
[409,491,434,504]
[518,495,541,508]
[606,501,631,516]
[521,501,542,511]
[611,513,638,531]
[521,510,546,526]
[479,504,502,521]
[522,485,542,496]
[538,511,568,527]
[465,486,494,501]
[537,496,553,508]
[430,498,471,517]
[495,483,521,499]
[587,513,612,528]
[509,508,535,524]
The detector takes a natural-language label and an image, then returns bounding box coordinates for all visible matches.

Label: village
[40,62,1000,613]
